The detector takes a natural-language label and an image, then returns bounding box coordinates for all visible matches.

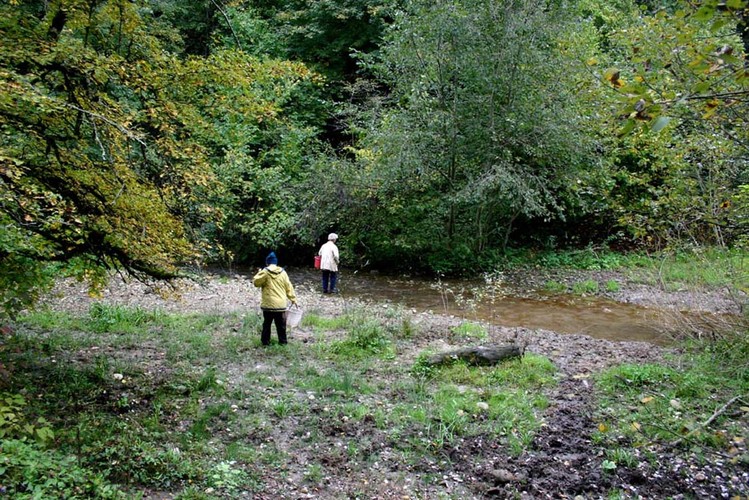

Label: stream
[287,268,669,345]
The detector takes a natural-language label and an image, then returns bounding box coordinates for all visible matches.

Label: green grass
[543,280,567,293]
[7,298,748,498]
[571,279,599,295]
[594,335,749,453]
[450,321,488,341]
[504,247,749,293]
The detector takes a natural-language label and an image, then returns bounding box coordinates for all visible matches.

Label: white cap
[328,233,338,241]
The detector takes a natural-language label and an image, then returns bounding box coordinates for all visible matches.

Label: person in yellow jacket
[253,252,297,345]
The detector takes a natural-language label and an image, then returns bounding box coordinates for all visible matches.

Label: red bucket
[314,255,321,269]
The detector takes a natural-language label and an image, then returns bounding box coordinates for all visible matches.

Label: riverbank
[13,269,748,498]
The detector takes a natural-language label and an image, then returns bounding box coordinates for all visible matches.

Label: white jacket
[318,241,339,272]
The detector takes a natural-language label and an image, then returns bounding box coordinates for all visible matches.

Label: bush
[0,439,124,498]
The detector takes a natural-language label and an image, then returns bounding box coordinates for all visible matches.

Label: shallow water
[286,268,668,345]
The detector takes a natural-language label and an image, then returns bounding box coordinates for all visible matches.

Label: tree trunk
[425,343,523,367]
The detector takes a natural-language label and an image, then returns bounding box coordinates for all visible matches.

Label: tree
[0,0,221,316]
[338,0,602,271]
[590,0,749,247]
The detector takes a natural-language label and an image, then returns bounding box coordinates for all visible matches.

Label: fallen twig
[672,395,743,447]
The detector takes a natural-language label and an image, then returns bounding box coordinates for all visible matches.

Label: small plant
[0,392,54,444]
[328,318,392,359]
[571,279,599,295]
[411,353,437,379]
[0,439,124,498]
[451,321,488,341]
[601,459,617,473]
[605,280,621,292]
[399,317,416,339]
[606,447,637,468]
[271,398,292,418]
[208,461,249,495]
[543,280,567,293]
[303,463,324,483]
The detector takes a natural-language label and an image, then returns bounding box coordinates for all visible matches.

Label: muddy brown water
[284,268,669,345]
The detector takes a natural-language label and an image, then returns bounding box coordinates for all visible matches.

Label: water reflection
[282,268,668,345]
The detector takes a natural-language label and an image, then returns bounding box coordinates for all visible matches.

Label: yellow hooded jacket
[253,265,297,311]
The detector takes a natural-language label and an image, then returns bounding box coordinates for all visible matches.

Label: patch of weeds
[438,361,490,386]
[606,447,638,469]
[484,388,549,453]
[223,316,261,356]
[18,309,85,332]
[597,364,677,395]
[451,321,488,341]
[571,279,599,295]
[0,392,54,444]
[225,442,260,463]
[328,318,393,360]
[543,280,567,293]
[303,311,358,331]
[270,397,300,418]
[489,354,557,389]
[398,316,416,339]
[240,313,263,335]
[340,402,370,421]
[604,280,621,292]
[595,337,749,452]
[258,443,289,468]
[190,402,232,440]
[72,416,197,488]
[87,303,165,333]
[192,366,226,394]
[298,368,368,397]
[207,460,256,496]
[532,248,624,270]
[165,328,214,362]
[303,462,324,483]
[0,438,125,498]
[411,352,437,379]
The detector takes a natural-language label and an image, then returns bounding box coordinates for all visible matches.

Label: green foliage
[589,0,749,248]
[411,352,437,379]
[0,439,125,499]
[88,303,166,333]
[404,355,556,454]
[207,461,251,495]
[605,279,621,292]
[240,0,392,81]
[0,393,53,444]
[596,336,749,450]
[572,279,599,295]
[332,0,604,271]
[544,280,567,293]
[75,417,198,488]
[450,321,488,341]
[297,368,368,397]
[533,248,626,270]
[328,317,393,359]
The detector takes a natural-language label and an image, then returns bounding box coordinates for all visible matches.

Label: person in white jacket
[318,233,340,293]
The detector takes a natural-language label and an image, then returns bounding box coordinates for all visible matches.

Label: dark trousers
[261,310,287,345]
[321,270,338,293]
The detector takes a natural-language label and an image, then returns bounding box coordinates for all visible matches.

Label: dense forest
[2,0,749,315]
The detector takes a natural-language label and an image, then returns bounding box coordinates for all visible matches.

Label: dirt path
[38,271,747,498]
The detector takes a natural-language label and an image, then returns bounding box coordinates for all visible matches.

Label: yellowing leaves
[604,68,624,88]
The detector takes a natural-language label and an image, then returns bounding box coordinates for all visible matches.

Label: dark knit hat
[265,252,278,265]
